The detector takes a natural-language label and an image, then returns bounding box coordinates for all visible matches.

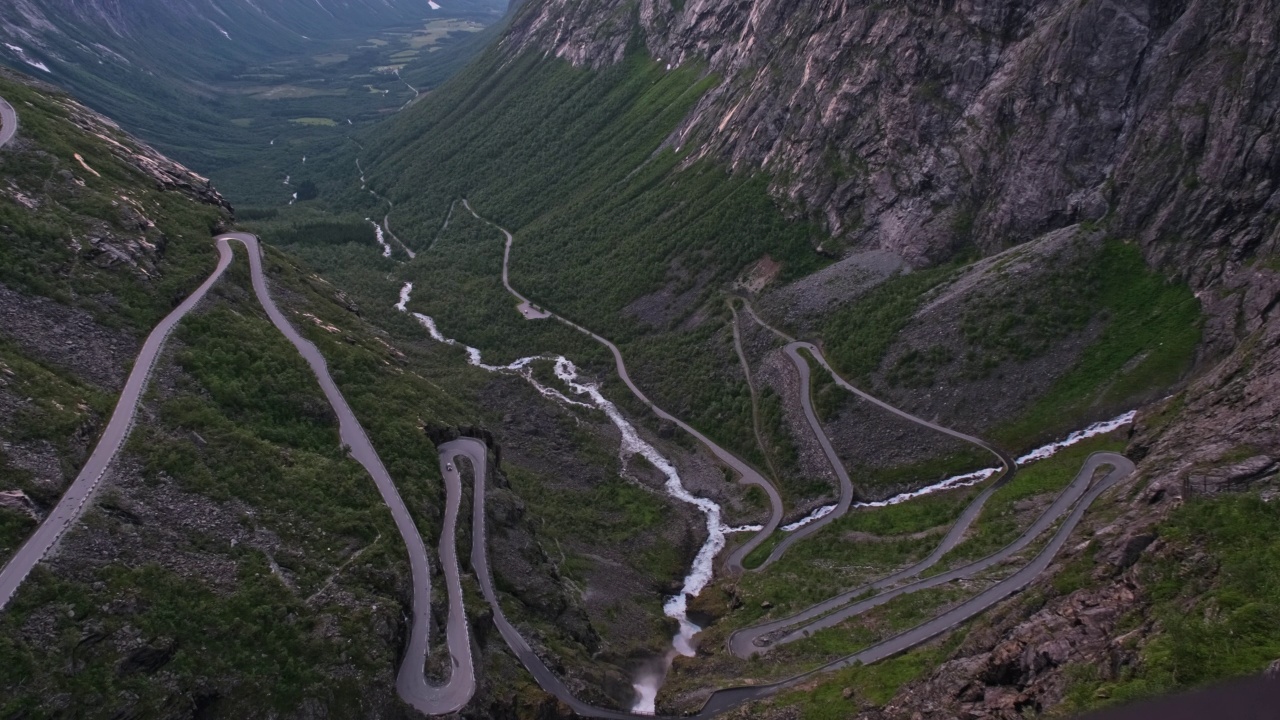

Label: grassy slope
[818,239,1201,453]
[0,70,229,566]
[281,50,828,502]
[0,241,496,717]
[993,241,1202,446]
[1061,491,1280,714]
[0,73,227,331]
[233,34,1210,717]
[0,69,537,715]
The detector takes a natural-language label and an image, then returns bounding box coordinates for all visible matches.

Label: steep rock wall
[502,0,1280,290]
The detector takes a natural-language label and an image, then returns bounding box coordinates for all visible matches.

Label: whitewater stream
[395,282,755,712]
[781,410,1139,531]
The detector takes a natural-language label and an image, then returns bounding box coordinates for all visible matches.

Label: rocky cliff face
[51,88,234,218]
[500,0,1280,510]
[503,0,1279,286]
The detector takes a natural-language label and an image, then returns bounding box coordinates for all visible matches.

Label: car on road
[446,463,454,472]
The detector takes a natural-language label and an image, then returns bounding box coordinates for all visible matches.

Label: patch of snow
[4,44,50,73]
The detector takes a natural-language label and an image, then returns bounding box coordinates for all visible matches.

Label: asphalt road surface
[445,437,662,719]
[756,341,1015,569]
[730,452,1116,656]
[444,435,1131,718]
[697,452,1135,716]
[460,202,784,570]
[0,96,17,148]
[217,233,475,715]
[0,238,234,611]
[0,232,475,714]
[432,211,1135,717]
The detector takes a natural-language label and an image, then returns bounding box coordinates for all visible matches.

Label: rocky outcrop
[45,92,234,216]
[504,0,1279,290]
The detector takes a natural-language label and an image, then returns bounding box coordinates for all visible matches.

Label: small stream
[395,268,1139,714]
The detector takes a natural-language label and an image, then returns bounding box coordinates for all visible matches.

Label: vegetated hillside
[0,66,718,717]
[325,0,1280,715]
[0,0,506,186]
[329,8,1208,495]
[504,0,1278,271]
[0,64,231,568]
[0,67,477,715]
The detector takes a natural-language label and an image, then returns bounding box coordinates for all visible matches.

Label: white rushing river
[783,410,1139,530]
[396,283,731,713]
[395,280,1138,714]
[369,219,393,258]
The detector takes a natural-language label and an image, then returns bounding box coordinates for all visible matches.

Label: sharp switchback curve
[434,204,1134,717]
[442,432,1131,717]
[0,232,476,715]
[459,200,784,569]
[0,96,18,148]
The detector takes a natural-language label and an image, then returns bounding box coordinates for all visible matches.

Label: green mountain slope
[5,0,1280,716]
[268,0,1280,714]
[0,0,505,201]
[0,65,686,717]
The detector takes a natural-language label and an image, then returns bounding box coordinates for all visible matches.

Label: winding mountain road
[757,341,1014,568]
[215,234,476,716]
[445,437,665,720]
[727,300,782,484]
[729,451,1107,657]
[0,232,475,715]
[460,200,784,567]
[438,204,1136,717]
[462,199,549,319]
[442,421,1131,717]
[0,237,235,611]
[0,95,1140,715]
[697,452,1134,716]
[0,96,17,148]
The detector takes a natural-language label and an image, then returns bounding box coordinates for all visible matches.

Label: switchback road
[0,232,475,714]
[0,238,234,611]
[697,452,1133,715]
[435,206,1135,717]
[748,339,1015,563]
[442,430,1131,717]
[460,201,784,568]
[0,96,17,148]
